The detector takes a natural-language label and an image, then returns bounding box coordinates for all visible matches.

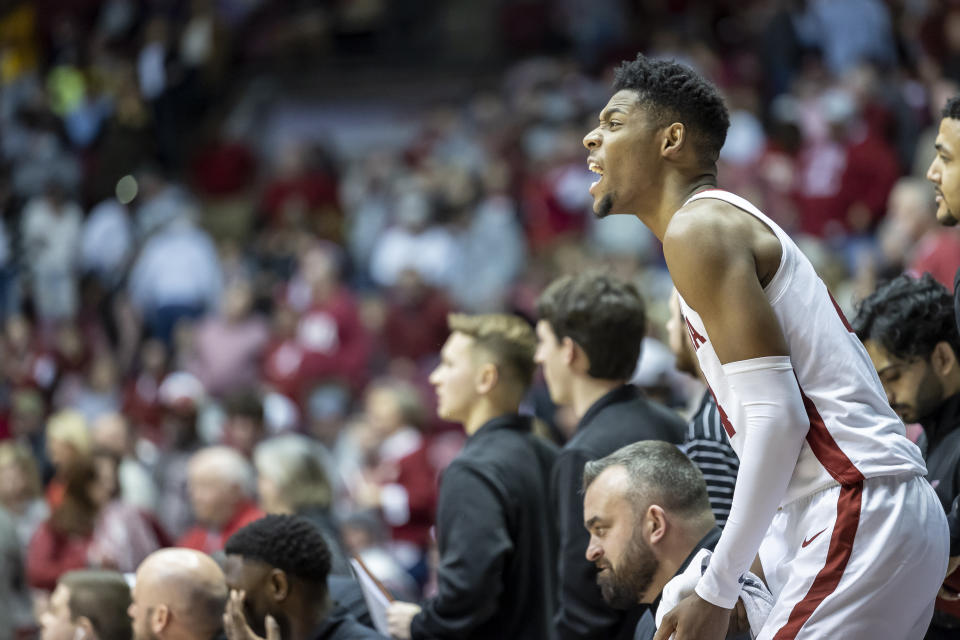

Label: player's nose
[583,128,601,150]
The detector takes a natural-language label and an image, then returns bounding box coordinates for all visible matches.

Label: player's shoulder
[664,198,750,245]
[663,198,753,269]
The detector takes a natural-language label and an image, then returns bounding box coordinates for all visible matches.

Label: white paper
[350,558,393,635]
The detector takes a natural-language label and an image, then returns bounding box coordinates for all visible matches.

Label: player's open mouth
[588,161,604,196]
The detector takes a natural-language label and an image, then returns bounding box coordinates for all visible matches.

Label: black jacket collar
[577,384,640,431]
[470,413,531,440]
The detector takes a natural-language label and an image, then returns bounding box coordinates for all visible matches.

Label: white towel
[655,548,775,639]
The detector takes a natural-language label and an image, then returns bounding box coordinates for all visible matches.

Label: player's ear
[476,362,499,395]
[644,504,668,546]
[661,123,686,158]
[931,340,958,376]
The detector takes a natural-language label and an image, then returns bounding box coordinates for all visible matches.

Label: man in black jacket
[927,93,960,580]
[534,273,686,640]
[222,515,383,640]
[386,313,558,640]
[854,274,960,638]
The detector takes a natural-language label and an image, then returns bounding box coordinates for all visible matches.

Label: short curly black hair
[537,271,646,380]
[942,95,960,121]
[224,515,332,586]
[613,53,730,163]
[852,273,960,361]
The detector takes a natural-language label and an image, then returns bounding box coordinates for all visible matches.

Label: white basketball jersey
[677,190,926,505]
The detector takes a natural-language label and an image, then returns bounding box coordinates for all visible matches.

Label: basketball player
[581,54,948,640]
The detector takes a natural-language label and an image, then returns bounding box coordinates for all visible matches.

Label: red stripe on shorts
[772,481,863,639]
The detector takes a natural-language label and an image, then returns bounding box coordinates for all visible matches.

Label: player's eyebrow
[936,142,952,156]
[585,516,602,529]
[599,106,628,122]
[875,364,896,377]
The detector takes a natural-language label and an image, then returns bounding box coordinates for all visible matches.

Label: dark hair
[51,459,100,536]
[224,391,264,422]
[613,53,730,163]
[942,95,960,120]
[225,515,332,586]
[537,272,646,380]
[583,441,711,519]
[60,570,132,640]
[852,273,960,360]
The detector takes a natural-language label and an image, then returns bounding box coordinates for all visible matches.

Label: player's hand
[222,589,281,640]
[727,598,749,635]
[386,601,421,640]
[939,555,960,601]
[653,592,731,640]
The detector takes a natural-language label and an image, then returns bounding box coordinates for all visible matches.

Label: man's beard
[597,535,659,609]
[595,192,615,218]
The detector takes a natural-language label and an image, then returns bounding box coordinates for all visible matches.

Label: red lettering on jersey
[827,291,854,333]
[684,317,708,351]
[706,386,736,438]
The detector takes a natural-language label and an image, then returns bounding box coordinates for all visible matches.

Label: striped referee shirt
[682,390,740,528]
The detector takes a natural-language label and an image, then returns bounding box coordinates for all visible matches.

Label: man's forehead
[938,117,960,148]
[600,90,641,117]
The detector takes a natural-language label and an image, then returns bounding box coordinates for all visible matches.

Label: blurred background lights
[115,174,138,204]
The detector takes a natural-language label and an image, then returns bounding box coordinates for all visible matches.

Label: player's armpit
[663,207,788,365]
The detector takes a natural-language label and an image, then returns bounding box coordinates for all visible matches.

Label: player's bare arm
[662,199,786,364]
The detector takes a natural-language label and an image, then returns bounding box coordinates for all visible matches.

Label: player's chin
[936,204,959,227]
[592,192,615,219]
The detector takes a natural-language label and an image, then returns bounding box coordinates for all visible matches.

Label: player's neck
[570,376,626,421]
[638,173,718,241]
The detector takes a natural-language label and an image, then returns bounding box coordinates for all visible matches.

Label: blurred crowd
[1,0,960,635]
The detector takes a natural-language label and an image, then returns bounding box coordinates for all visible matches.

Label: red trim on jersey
[772,482,863,639]
[827,291,854,333]
[706,386,736,438]
[797,381,865,485]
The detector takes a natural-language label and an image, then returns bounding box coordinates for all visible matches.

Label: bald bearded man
[130,548,229,640]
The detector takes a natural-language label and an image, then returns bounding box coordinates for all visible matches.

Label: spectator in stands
[254,433,350,576]
[128,211,224,346]
[20,181,83,322]
[352,378,437,582]
[0,507,33,640]
[854,273,960,636]
[44,410,92,509]
[221,392,267,459]
[91,412,158,514]
[130,548,229,640]
[386,313,558,640]
[879,178,960,287]
[664,289,740,527]
[187,278,269,398]
[534,272,686,640]
[286,243,370,394]
[177,446,263,553]
[0,441,49,546]
[582,441,721,640]
[27,454,162,590]
[40,570,132,640]
[222,514,382,640]
[154,371,205,539]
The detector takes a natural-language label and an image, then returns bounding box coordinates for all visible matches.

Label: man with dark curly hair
[854,273,960,638]
[585,53,947,640]
[222,515,383,640]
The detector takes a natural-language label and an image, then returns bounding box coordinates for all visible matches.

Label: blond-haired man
[387,313,558,640]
